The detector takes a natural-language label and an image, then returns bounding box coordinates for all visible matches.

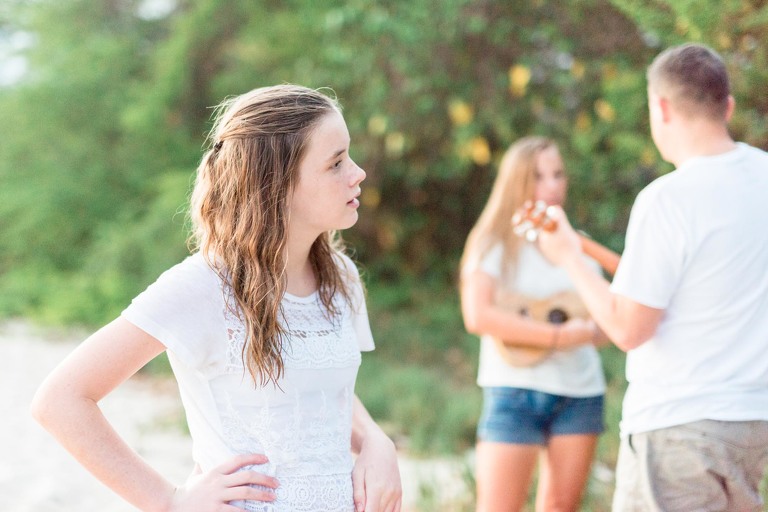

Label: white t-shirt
[472,243,606,397]
[611,143,768,437]
[122,252,374,512]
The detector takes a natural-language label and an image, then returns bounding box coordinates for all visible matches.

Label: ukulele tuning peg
[545,204,557,217]
[513,219,533,237]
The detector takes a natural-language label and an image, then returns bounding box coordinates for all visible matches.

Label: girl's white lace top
[122,252,374,511]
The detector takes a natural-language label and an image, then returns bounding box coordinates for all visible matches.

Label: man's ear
[647,89,671,125]
[724,95,735,122]
[658,96,673,123]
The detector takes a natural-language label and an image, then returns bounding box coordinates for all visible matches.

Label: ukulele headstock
[511,200,557,242]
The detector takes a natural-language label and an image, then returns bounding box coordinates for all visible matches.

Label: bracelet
[550,326,560,352]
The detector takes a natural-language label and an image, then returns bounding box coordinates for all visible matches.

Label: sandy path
[0,320,469,512]
[0,320,193,512]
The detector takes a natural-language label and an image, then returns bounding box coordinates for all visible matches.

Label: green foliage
[609,0,768,149]
[316,0,655,275]
[8,0,767,323]
[356,280,481,454]
[356,355,481,455]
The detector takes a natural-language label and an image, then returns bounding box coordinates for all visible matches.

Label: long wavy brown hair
[189,84,352,386]
[459,136,559,288]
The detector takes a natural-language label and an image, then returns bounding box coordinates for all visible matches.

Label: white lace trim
[219,286,360,510]
[231,473,355,512]
[220,387,354,474]
[223,292,361,373]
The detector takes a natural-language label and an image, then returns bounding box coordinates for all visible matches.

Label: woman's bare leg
[476,441,539,512]
[535,433,598,512]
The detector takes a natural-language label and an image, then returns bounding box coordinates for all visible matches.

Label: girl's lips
[347,197,360,208]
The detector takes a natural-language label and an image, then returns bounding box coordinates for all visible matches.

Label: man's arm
[538,206,664,351]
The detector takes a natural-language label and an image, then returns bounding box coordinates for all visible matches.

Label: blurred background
[1,0,766,509]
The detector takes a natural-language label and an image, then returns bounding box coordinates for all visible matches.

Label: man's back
[611,143,768,435]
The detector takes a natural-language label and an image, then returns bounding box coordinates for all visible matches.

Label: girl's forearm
[351,395,390,455]
[33,394,176,512]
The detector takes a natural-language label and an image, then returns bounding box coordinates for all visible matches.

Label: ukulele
[492,200,621,367]
[493,289,589,367]
[512,200,620,275]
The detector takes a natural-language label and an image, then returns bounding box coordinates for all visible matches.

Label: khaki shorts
[612,419,768,512]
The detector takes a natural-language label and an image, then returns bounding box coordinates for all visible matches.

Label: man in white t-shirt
[538,43,768,511]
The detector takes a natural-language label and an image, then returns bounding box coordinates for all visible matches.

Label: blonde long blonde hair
[460,136,559,287]
[189,84,351,386]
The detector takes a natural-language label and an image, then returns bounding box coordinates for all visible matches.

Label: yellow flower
[602,63,618,81]
[377,224,398,250]
[367,115,387,136]
[575,111,591,132]
[470,137,491,166]
[641,147,657,165]
[594,99,616,122]
[361,186,381,209]
[716,33,732,50]
[509,65,531,97]
[448,100,474,126]
[675,17,688,35]
[385,132,405,157]
[571,60,586,80]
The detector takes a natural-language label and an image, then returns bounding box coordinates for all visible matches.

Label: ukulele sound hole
[548,308,569,324]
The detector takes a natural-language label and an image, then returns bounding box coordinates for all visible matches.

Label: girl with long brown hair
[32,84,401,512]
[460,136,606,511]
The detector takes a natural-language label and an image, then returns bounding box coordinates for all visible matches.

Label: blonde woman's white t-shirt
[473,243,606,397]
[122,252,373,512]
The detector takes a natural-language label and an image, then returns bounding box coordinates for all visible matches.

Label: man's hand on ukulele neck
[529,204,583,266]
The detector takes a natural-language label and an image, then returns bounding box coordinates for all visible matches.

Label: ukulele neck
[578,234,620,276]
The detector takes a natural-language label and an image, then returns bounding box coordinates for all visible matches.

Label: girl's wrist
[152,484,178,512]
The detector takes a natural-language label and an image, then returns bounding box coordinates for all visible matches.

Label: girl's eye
[332,159,343,170]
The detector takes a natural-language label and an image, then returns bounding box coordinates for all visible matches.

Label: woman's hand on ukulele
[167,453,278,512]
[558,318,599,349]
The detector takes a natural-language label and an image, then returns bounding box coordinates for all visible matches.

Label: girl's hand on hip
[168,453,278,512]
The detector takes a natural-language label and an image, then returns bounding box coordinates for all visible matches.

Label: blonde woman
[32,85,402,512]
[460,137,605,512]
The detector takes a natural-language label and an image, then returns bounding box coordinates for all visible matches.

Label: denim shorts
[476,386,604,445]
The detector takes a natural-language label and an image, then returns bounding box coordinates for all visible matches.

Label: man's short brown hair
[647,43,730,121]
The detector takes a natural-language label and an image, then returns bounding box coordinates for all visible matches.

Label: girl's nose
[351,161,366,185]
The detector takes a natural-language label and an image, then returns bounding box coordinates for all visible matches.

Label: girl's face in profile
[288,110,367,240]
[533,145,567,206]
